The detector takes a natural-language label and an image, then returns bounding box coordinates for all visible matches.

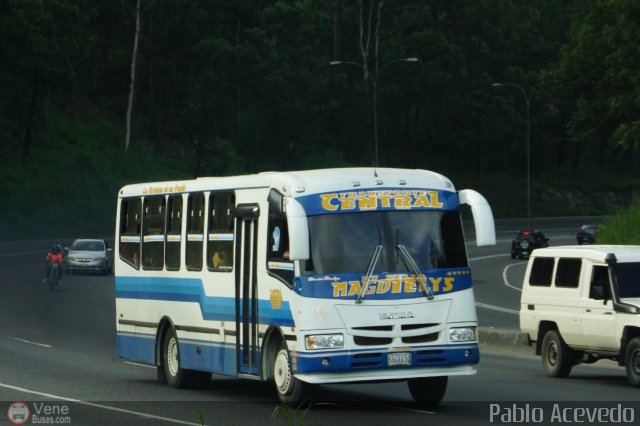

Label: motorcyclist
[44,243,63,285]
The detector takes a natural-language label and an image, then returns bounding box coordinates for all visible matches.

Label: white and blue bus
[115,168,495,403]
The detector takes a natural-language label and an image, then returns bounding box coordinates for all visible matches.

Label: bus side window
[142,196,166,270]
[186,193,205,271]
[165,195,182,271]
[207,192,235,272]
[119,198,141,269]
[266,189,293,284]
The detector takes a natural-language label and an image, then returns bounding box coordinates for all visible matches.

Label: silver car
[65,239,113,275]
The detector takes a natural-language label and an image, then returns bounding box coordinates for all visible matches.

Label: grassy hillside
[0,104,190,240]
[1,103,636,241]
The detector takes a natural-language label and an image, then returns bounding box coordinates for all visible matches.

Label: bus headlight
[449,327,477,342]
[305,334,344,350]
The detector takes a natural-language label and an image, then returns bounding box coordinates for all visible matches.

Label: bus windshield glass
[307,210,467,275]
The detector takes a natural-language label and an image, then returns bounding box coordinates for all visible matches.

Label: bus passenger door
[234,204,260,376]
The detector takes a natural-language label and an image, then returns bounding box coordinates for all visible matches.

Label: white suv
[520,245,640,386]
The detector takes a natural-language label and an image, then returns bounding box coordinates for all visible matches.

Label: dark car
[511,230,549,259]
[576,224,598,245]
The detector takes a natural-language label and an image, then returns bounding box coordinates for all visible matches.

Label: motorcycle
[48,261,61,291]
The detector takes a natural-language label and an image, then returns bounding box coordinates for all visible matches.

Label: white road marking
[0,382,209,426]
[502,263,526,292]
[124,361,156,369]
[391,405,436,415]
[7,337,52,348]
[468,254,510,262]
[475,302,519,315]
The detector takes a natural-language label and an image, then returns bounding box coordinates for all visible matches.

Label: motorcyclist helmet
[52,244,61,253]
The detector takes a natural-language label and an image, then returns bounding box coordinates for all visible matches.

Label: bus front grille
[353,336,393,346]
[416,349,446,365]
[350,352,383,368]
[401,332,439,344]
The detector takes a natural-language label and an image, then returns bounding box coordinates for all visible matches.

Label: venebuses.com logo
[6,402,30,425]
[6,401,71,424]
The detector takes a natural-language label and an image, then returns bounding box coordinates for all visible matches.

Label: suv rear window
[555,258,582,288]
[529,257,554,286]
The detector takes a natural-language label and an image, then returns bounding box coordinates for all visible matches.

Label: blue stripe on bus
[117,332,255,376]
[115,276,295,327]
[178,339,238,375]
[118,331,478,376]
[292,345,479,374]
[117,333,156,365]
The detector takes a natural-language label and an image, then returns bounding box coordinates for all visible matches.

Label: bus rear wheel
[162,327,210,388]
[407,376,448,405]
[273,342,309,404]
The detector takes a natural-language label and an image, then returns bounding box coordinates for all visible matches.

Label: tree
[125,0,157,153]
[544,0,640,168]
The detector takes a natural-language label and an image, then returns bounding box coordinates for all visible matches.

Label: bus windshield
[306,210,467,275]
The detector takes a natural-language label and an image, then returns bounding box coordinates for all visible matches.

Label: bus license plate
[387,352,412,367]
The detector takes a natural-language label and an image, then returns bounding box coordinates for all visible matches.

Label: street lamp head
[405,57,419,62]
[329,61,342,66]
[492,83,504,87]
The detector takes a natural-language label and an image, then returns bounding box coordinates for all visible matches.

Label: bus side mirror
[285,197,310,261]
[458,189,496,247]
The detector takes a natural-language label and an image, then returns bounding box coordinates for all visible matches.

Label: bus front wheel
[407,376,448,405]
[273,342,309,404]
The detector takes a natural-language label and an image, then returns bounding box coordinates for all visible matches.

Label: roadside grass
[597,201,640,245]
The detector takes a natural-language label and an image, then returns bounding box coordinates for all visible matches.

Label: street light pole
[331,58,419,174]
[493,82,531,229]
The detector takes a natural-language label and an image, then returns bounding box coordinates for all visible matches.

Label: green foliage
[543,0,640,164]
[271,403,312,426]
[597,201,640,245]
[0,102,190,240]
[0,0,637,239]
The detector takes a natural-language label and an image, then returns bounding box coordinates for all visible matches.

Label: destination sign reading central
[297,188,459,215]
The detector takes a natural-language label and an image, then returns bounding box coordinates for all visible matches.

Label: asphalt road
[466,217,595,330]
[4,217,638,426]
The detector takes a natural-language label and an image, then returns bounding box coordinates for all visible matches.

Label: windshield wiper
[356,245,383,304]
[396,244,434,300]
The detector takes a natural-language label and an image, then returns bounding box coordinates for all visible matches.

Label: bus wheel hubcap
[168,338,179,376]
[274,350,291,394]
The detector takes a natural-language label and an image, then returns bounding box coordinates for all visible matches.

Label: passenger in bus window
[213,250,228,268]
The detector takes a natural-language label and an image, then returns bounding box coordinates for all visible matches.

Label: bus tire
[273,342,308,404]
[163,327,185,388]
[407,376,447,405]
[162,327,211,389]
[541,330,573,378]
[625,337,640,387]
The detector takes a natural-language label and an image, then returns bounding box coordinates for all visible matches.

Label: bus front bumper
[295,363,476,384]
